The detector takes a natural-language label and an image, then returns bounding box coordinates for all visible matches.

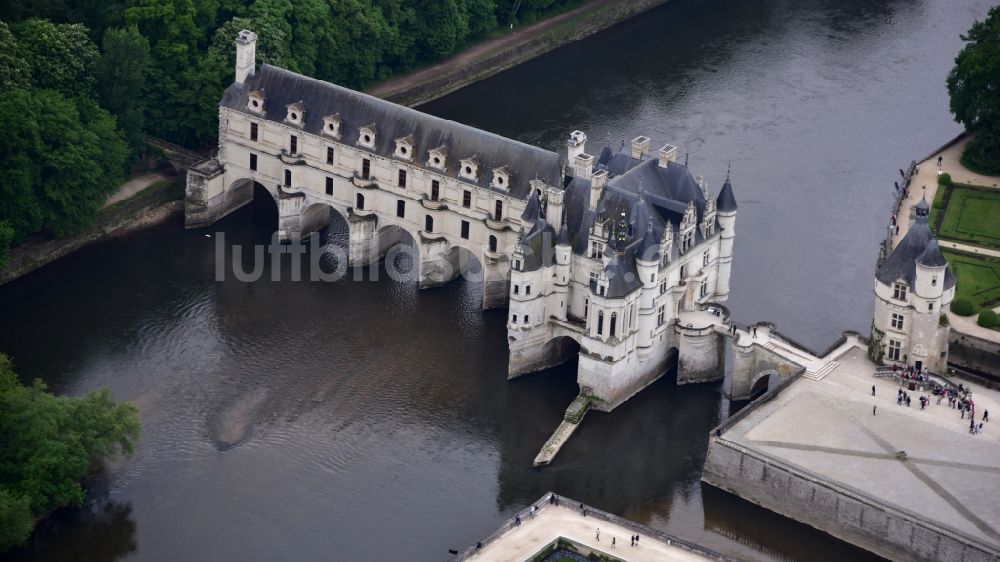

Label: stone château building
[871,196,955,372]
[187,31,739,411]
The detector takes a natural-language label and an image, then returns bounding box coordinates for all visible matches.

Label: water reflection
[3,500,137,562]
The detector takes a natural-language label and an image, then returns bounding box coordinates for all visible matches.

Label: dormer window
[358,124,376,149]
[247,90,265,113]
[285,102,304,126]
[460,157,479,181]
[394,135,414,160]
[893,282,907,301]
[322,114,341,138]
[428,146,447,170]
[492,166,510,189]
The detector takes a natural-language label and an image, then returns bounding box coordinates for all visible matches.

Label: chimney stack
[658,144,678,168]
[574,153,594,180]
[589,169,607,209]
[235,30,258,84]
[630,136,650,160]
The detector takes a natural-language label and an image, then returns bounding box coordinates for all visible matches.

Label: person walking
[612,537,616,549]
[596,528,600,541]
[985,410,990,422]
[873,402,877,416]
[752,326,757,338]
[631,535,635,547]
[872,385,876,396]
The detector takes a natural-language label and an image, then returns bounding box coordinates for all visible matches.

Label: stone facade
[188,31,740,412]
[872,197,955,372]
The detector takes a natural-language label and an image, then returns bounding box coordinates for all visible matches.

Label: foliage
[97,25,151,153]
[937,172,951,186]
[0,353,140,553]
[947,6,1000,175]
[978,309,999,328]
[0,221,12,271]
[935,184,1000,250]
[943,250,1000,311]
[14,19,101,98]
[0,22,30,91]
[951,297,975,316]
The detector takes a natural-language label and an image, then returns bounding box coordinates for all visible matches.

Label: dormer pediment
[492,166,510,189]
[285,101,304,126]
[428,146,448,170]
[358,124,377,149]
[322,114,341,137]
[247,90,265,113]
[460,156,479,181]
[394,135,414,160]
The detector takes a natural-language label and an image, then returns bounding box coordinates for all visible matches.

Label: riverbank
[366,0,670,107]
[0,179,183,286]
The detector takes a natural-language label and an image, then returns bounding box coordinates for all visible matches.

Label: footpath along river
[0,0,991,560]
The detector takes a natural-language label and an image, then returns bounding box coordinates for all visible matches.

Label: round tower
[715,178,738,299]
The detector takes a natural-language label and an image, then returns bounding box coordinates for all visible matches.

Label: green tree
[0,221,13,271]
[947,6,1000,175]
[0,22,31,91]
[0,354,140,553]
[97,25,151,153]
[14,19,101,97]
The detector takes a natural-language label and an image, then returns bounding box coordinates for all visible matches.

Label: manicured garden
[943,250,1000,312]
[934,184,1000,250]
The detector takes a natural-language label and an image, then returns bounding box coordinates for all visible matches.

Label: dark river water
[0,0,991,560]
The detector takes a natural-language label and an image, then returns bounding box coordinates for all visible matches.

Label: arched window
[356,193,365,210]
[610,312,617,337]
[425,215,433,232]
[489,235,497,253]
[597,311,604,335]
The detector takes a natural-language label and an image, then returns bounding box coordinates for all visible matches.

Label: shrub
[978,309,998,328]
[951,297,975,316]
[938,172,952,186]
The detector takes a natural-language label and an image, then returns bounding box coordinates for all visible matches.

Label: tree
[97,25,151,153]
[947,6,1000,175]
[0,353,140,553]
[0,21,31,91]
[14,19,101,98]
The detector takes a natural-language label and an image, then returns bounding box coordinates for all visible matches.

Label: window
[525,285,531,295]
[396,200,405,218]
[460,220,470,239]
[610,312,617,337]
[327,147,335,165]
[512,314,518,323]
[928,302,934,312]
[356,193,365,210]
[660,280,667,294]
[932,276,938,287]
[599,285,606,297]
[584,298,589,319]
[524,315,529,324]
[893,283,907,301]
[891,313,904,330]
[590,240,603,259]
[425,215,433,232]
[462,190,472,208]
[888,339,902,361]
[513,259,521,271]
[680,264,687,279]
[494,200,503,221]
[250,122,258,142]
[431,180,440,201]
[289,135,298,155]
[325,177,333,196]
[398,169,407,188]
[249,153,257,171]
[657,305,666,326]
[589,271,599,290]
[700,283,708,298]
[489,235,497,253]
[597,311,604,335]
[284,169,291,187]
[703,252,709,266]
[361,158,370,180]
[513,285,520,295]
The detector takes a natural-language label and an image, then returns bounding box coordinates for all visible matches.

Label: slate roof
[222,65,563,199]
[717,179,737,212]
[876,215,955,289]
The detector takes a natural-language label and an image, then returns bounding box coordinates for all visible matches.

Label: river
[0,0,990,560]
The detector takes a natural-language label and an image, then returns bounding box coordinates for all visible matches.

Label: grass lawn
[935,184,1000,250]
[942,250,1000,312]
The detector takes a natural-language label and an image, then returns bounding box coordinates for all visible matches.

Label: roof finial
[606,131,612,147]
[726,162,732,182]
[685,150,689,168]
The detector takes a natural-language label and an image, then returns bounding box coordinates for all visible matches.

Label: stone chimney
[658,144,677,168]
[589,169,607,209]
[574,153,594,180]
[630,136,650,160]
[566,130,587,175]
[235,30,258,84]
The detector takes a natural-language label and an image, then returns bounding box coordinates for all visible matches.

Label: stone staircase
[804,361,839,381]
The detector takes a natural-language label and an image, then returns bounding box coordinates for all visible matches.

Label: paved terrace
[719,344,1000,551]
[452,494,731,562]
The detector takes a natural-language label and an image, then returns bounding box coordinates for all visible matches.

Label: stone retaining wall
[950,330,1000,379]
[702,438,1000,562]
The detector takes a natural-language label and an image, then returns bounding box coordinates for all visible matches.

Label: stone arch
[224,178,277,233]
[376,222,421,283]
[300,201,349,240]
[543,335,582,367]
[748,370,779,399]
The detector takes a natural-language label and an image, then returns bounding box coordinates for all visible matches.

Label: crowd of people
[884,364,989,436]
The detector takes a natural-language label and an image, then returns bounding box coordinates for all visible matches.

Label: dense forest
[0,0,582,268]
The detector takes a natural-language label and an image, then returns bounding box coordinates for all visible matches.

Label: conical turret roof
[717,179,737,213]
